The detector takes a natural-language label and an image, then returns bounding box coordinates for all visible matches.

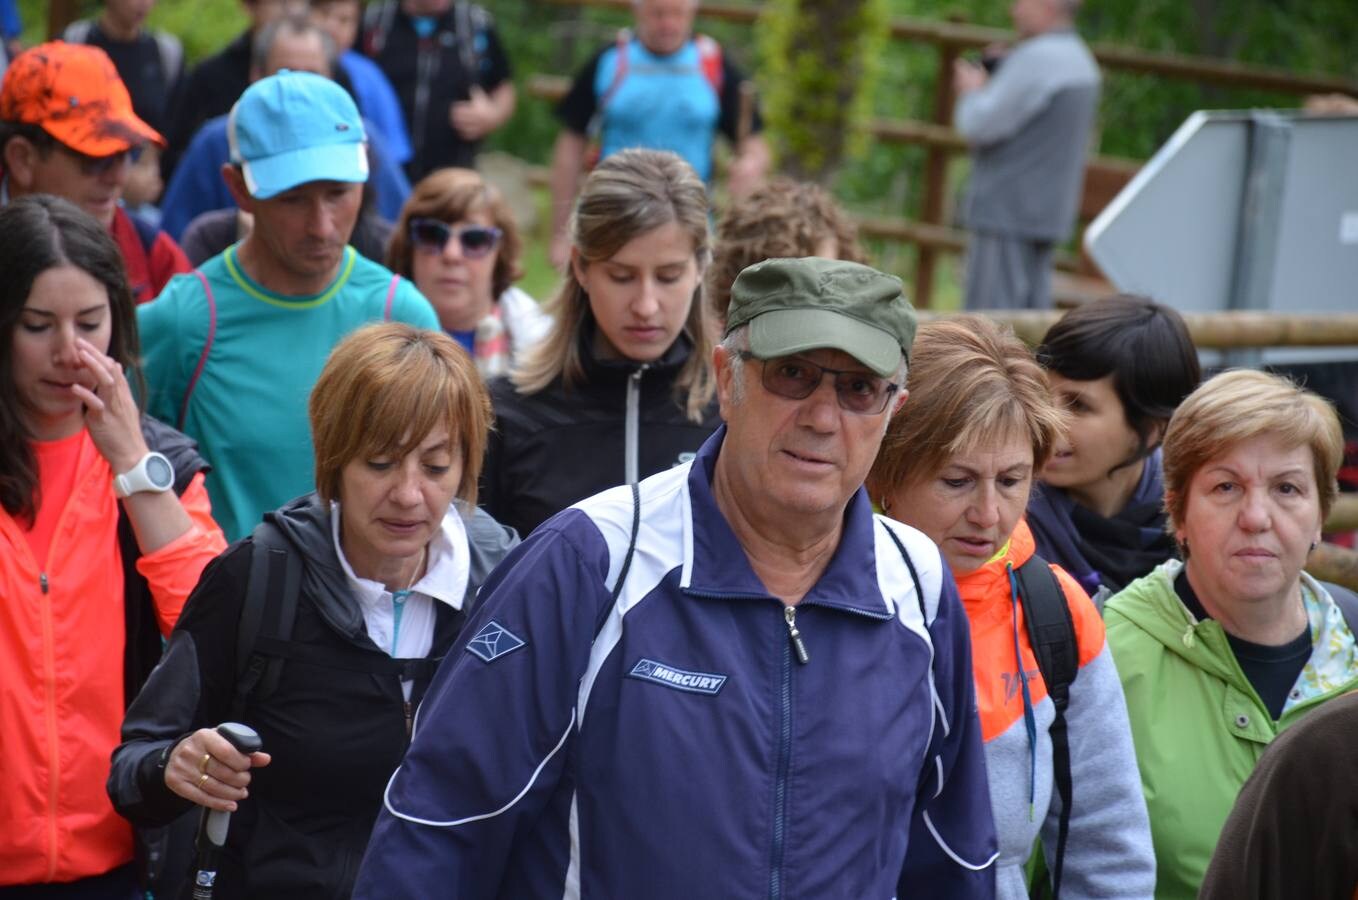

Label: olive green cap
[724,257,916,377]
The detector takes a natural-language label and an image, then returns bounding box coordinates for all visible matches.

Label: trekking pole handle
[203,723,261,846]
[192,723,262,899]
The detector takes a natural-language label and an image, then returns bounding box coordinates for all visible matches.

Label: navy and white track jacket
[355,430,998,899]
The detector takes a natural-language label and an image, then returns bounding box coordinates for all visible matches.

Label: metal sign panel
[1085,111,1358,315]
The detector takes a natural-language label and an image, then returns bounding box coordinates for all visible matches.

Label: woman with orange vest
[0,196,225,894]
[868,315,1154,900]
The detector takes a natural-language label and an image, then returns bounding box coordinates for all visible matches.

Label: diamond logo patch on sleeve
[466,620,526,663]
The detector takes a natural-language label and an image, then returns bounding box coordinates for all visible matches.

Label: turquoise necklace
[389,547,427,655]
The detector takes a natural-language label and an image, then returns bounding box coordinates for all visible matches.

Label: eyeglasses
[408,218,503,259]
[60,144,143,177]
[740,352,901,415]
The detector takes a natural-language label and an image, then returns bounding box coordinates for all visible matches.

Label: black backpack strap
[252,636,443,681]
[880,521,926,622]
[232,527,303,720]
[879,521,941,804]
[1014,555,1078,900]
[596,482,642,636]
[1323,581,1358,634]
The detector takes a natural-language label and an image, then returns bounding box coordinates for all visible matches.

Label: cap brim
[44,113,165,156]
[748,308,902,377]
[242,140,369,199]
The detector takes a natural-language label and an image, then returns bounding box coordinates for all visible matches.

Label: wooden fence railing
[538,0,1358,307]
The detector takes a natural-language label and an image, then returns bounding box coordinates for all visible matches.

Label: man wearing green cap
[355,257,998,899]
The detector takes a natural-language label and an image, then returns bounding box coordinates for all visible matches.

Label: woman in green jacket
[1104,368,1353,899]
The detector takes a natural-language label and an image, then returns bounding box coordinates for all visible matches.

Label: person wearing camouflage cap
[0,40,191,302]
[355,256,998,899]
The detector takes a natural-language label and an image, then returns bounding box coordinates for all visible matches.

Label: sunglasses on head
[740,352,901,415]
[408,218,503,259]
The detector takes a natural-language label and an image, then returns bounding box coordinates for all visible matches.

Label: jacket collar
[953,519,1037,625]
[576,317,694,385]
[680,427,892,619]
[329,499,470,612]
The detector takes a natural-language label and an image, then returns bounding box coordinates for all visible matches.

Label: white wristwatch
[114,452,175,498]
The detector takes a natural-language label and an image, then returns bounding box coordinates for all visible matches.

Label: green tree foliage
[755,0,888,183]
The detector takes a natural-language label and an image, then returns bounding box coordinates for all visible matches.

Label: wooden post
[913,42,958,310]
[1309,542,1358,592]
[47,0,81,38]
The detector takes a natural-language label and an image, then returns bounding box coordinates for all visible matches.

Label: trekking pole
[191,723,262,900]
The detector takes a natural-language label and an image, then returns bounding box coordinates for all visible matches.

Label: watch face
[147,455,174,489]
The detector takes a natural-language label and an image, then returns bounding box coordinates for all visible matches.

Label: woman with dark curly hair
[706,176,866,328]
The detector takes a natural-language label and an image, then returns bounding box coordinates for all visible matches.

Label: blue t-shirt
[556,36,761,183]
[449,329,476,353]
[138,246,437,540]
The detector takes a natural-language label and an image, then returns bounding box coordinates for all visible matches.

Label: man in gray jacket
[954,0,1100,309]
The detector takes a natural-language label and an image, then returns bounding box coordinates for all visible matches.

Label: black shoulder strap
[232,526,303,720]
[453,1,486,77]
[880,521,926,622]
[1014,554,1077,900]
[252,635,442,682]
[879,521,938,804]
[596,482,642,637]
[1323,581,1358,635]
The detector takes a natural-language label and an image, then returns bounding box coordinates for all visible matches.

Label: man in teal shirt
[139,70,437,540]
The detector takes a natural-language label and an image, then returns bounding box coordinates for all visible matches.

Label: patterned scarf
[471,303,512,378]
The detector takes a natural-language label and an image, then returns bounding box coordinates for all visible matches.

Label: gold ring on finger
[199,772,210,789]
[199,753,211,774]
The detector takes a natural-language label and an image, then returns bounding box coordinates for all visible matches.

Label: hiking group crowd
[2,0,1356,898]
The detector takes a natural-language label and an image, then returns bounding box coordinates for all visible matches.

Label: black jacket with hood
[107,492,518,899]
[480,328,721,537]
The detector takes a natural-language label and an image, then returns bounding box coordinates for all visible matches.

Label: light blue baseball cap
[227,70,368,199]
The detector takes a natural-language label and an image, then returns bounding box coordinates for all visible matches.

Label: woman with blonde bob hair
[868,315,1155,900]
[110,323,519,899]
[482,148,720,536]
[1103,368,1354,900]
[386,168,549,377]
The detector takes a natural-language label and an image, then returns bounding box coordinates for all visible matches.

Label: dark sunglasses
[741,352,901,415]
[60,144,143,177]
[409,218,502,259]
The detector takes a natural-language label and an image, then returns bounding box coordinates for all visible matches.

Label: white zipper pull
[784,606,809,665]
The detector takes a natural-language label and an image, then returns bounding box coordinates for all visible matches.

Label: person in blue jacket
[158,15,409,241]
[310,0,412,166]
[353,257,999,899]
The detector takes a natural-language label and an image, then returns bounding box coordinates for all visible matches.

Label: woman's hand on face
[165,728,273,812]
[69,338,150,475]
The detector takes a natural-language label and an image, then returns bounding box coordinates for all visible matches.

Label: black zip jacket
[107,493,518,899]
[480,331,721,537]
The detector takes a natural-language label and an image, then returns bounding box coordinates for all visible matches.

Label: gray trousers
[963,232,1055,310]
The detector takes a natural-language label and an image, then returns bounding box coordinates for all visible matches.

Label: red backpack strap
[599,28,633,110]
[384,273,400,320]
[695,34,724,95]
[179,270,217,431]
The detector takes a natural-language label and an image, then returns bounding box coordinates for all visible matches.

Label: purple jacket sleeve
[899,569,999,899]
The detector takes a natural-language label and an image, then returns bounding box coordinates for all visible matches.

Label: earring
[880,497,892,512]
[1309,541,1318,553]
